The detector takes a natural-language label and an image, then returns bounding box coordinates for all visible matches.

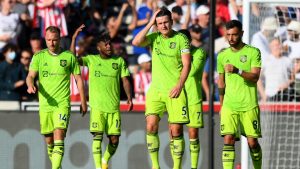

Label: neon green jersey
[82,55,130,112]
[185,47,206,105]
[217,44,261,111]
[29,49,80,108]
[146,31,190,92]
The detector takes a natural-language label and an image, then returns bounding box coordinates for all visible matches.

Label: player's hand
[80,102,88,117]
[14,80,25,88]
[149,9,161,26]
[27,85,36,94]
[72,24,85,40]
[127,99,133,112]
[121,2,129,12]
[169,84,183,98]
[225,64,238,74]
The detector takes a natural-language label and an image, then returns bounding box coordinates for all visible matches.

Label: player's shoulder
[111,55,126,62]
[35,49,48,56]
[174,31,189,41]
[191,46,206,57]
[243,44,260,53]
[217,47,230,56]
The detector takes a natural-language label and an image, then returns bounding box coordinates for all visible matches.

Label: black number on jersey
[182,107,187,116]
[253,120,258,130]
[59,114,67,122]
[197,112,201,120]
[116,119,121,128]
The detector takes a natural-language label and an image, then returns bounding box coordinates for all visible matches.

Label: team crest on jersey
[240,55,247,63]
[169,42,176,49]
[60,60,67,67]
[112,63,119,70]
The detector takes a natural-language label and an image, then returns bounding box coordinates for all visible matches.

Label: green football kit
[145,31,190,124]
[185,46,206,128]
[217,44,262,139]
[29,49,80,134]
[81,54,130,135]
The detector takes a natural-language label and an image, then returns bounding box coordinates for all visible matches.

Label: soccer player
[132,7,191,169]
[26,26,88,169]
[71,25,133,169]
[172,29,206,169]
[217,20,262,169]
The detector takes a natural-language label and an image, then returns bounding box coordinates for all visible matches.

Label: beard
[229,36,242,48]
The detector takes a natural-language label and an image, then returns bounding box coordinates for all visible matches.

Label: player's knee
[224,135,235,145]
[247,138,259,149]
[170,124,183,137]
[109,135,119,145]
[146,119,159,133]
[188,128,199,139]
[53,129,66,140]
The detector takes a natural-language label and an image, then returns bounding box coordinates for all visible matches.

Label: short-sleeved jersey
[217,44,261,111]
[29,49,80,108]
[146,31,190,92]
[185,47,206,105]
[82,55,130,112]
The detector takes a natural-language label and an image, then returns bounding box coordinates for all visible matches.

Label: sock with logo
[103,141,119,164]
[250,144,262,169]
[47,144,54,163]
[52,140,64,169]
[146,132,160,169]
[190,139,200,169]
[93,134,103,169]
[173,135,185,169]
[222,144,235,169]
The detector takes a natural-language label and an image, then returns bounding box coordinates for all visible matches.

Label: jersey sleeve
[251,48,262,68]
[146,32,158,47]
[217,53,224,74]
[29,53,39,72]
[190,48,206,76]
[179,34,190,55]
[120,58,130,77]
[70,54,81,75]
[81,56,89,67]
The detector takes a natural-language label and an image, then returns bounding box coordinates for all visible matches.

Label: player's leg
[220,106,239,169]
[145,88,165,169]
[90,109,105,169]
[102,111,121,169]
[186,104,203,169]
[167,90,189,169]
[241,107,262,169]
[52,107,70,169]
[45,134,54,163]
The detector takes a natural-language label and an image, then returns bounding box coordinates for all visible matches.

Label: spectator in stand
[0,0,21,51]
[291,49,300,101]
[134,53,152,102]
[168,0,197,23]
[19,48,37,101]
[283,20,300,60]
[251,17,278,62]
[29,31,43,54]
[258,38,294,102]
[0,43,27,100]
[189,24,209,54]
[228,0,243,22]
[171,0,191,31]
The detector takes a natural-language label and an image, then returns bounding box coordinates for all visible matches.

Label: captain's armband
[218,88,225,95]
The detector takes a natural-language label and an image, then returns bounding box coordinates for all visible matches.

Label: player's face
[156,15,173,36]
[98,40,112,56]
[226,27,243,47]
[45,31,60,53]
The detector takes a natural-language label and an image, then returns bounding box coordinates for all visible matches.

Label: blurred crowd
[0,0,299,102]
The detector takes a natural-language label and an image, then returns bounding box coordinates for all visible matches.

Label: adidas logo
[44,63,48,66]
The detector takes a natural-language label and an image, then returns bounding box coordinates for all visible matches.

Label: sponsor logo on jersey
[112,63,119,70]
[169,42,176,49]
[60,60,67,67]
[240,55,247,63]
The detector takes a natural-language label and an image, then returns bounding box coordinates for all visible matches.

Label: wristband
[238,69,243,75]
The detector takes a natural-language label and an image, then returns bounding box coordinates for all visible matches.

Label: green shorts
[145,87,189,124]
[220,106,262,139]
[186,103,203,128]
[90,109,121,136]
[39,106,70,135]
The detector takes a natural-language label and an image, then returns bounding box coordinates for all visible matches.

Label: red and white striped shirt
[134,71,152,102]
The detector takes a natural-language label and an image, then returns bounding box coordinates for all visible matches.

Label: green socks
[47,144,54,163]
[250,144,262,169]
[92,134,103,169]
[52,140,64,169]
[190,139,200,169]
[222,144,235,169]
[173,135,185,169]
[103,142,119,164]
[146,132,160,169]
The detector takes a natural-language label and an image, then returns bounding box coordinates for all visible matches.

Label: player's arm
[26,70,38,94]
[169,53,191,98]
[218,73,225,105]
[132,9,161,47]
[127,0,137,31]
[73,74,87,116]
[70,24,85,65]
[225,64,261,83]
[122,76,133,111]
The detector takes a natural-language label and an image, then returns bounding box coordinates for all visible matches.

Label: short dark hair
[45,26,61,36]
[2,43,17,54]
[178,29,191,42]
[225,20,243,31]
[95,31,111,43]
[189,24,202,33]
[156,6,172,21]
[172,6,183,15]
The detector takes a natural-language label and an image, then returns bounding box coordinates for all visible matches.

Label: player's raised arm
[73,74,87,116]
[26,70,37,94]
[70,24,85,65]
[132,9,161,47]
[122,76,133,111]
